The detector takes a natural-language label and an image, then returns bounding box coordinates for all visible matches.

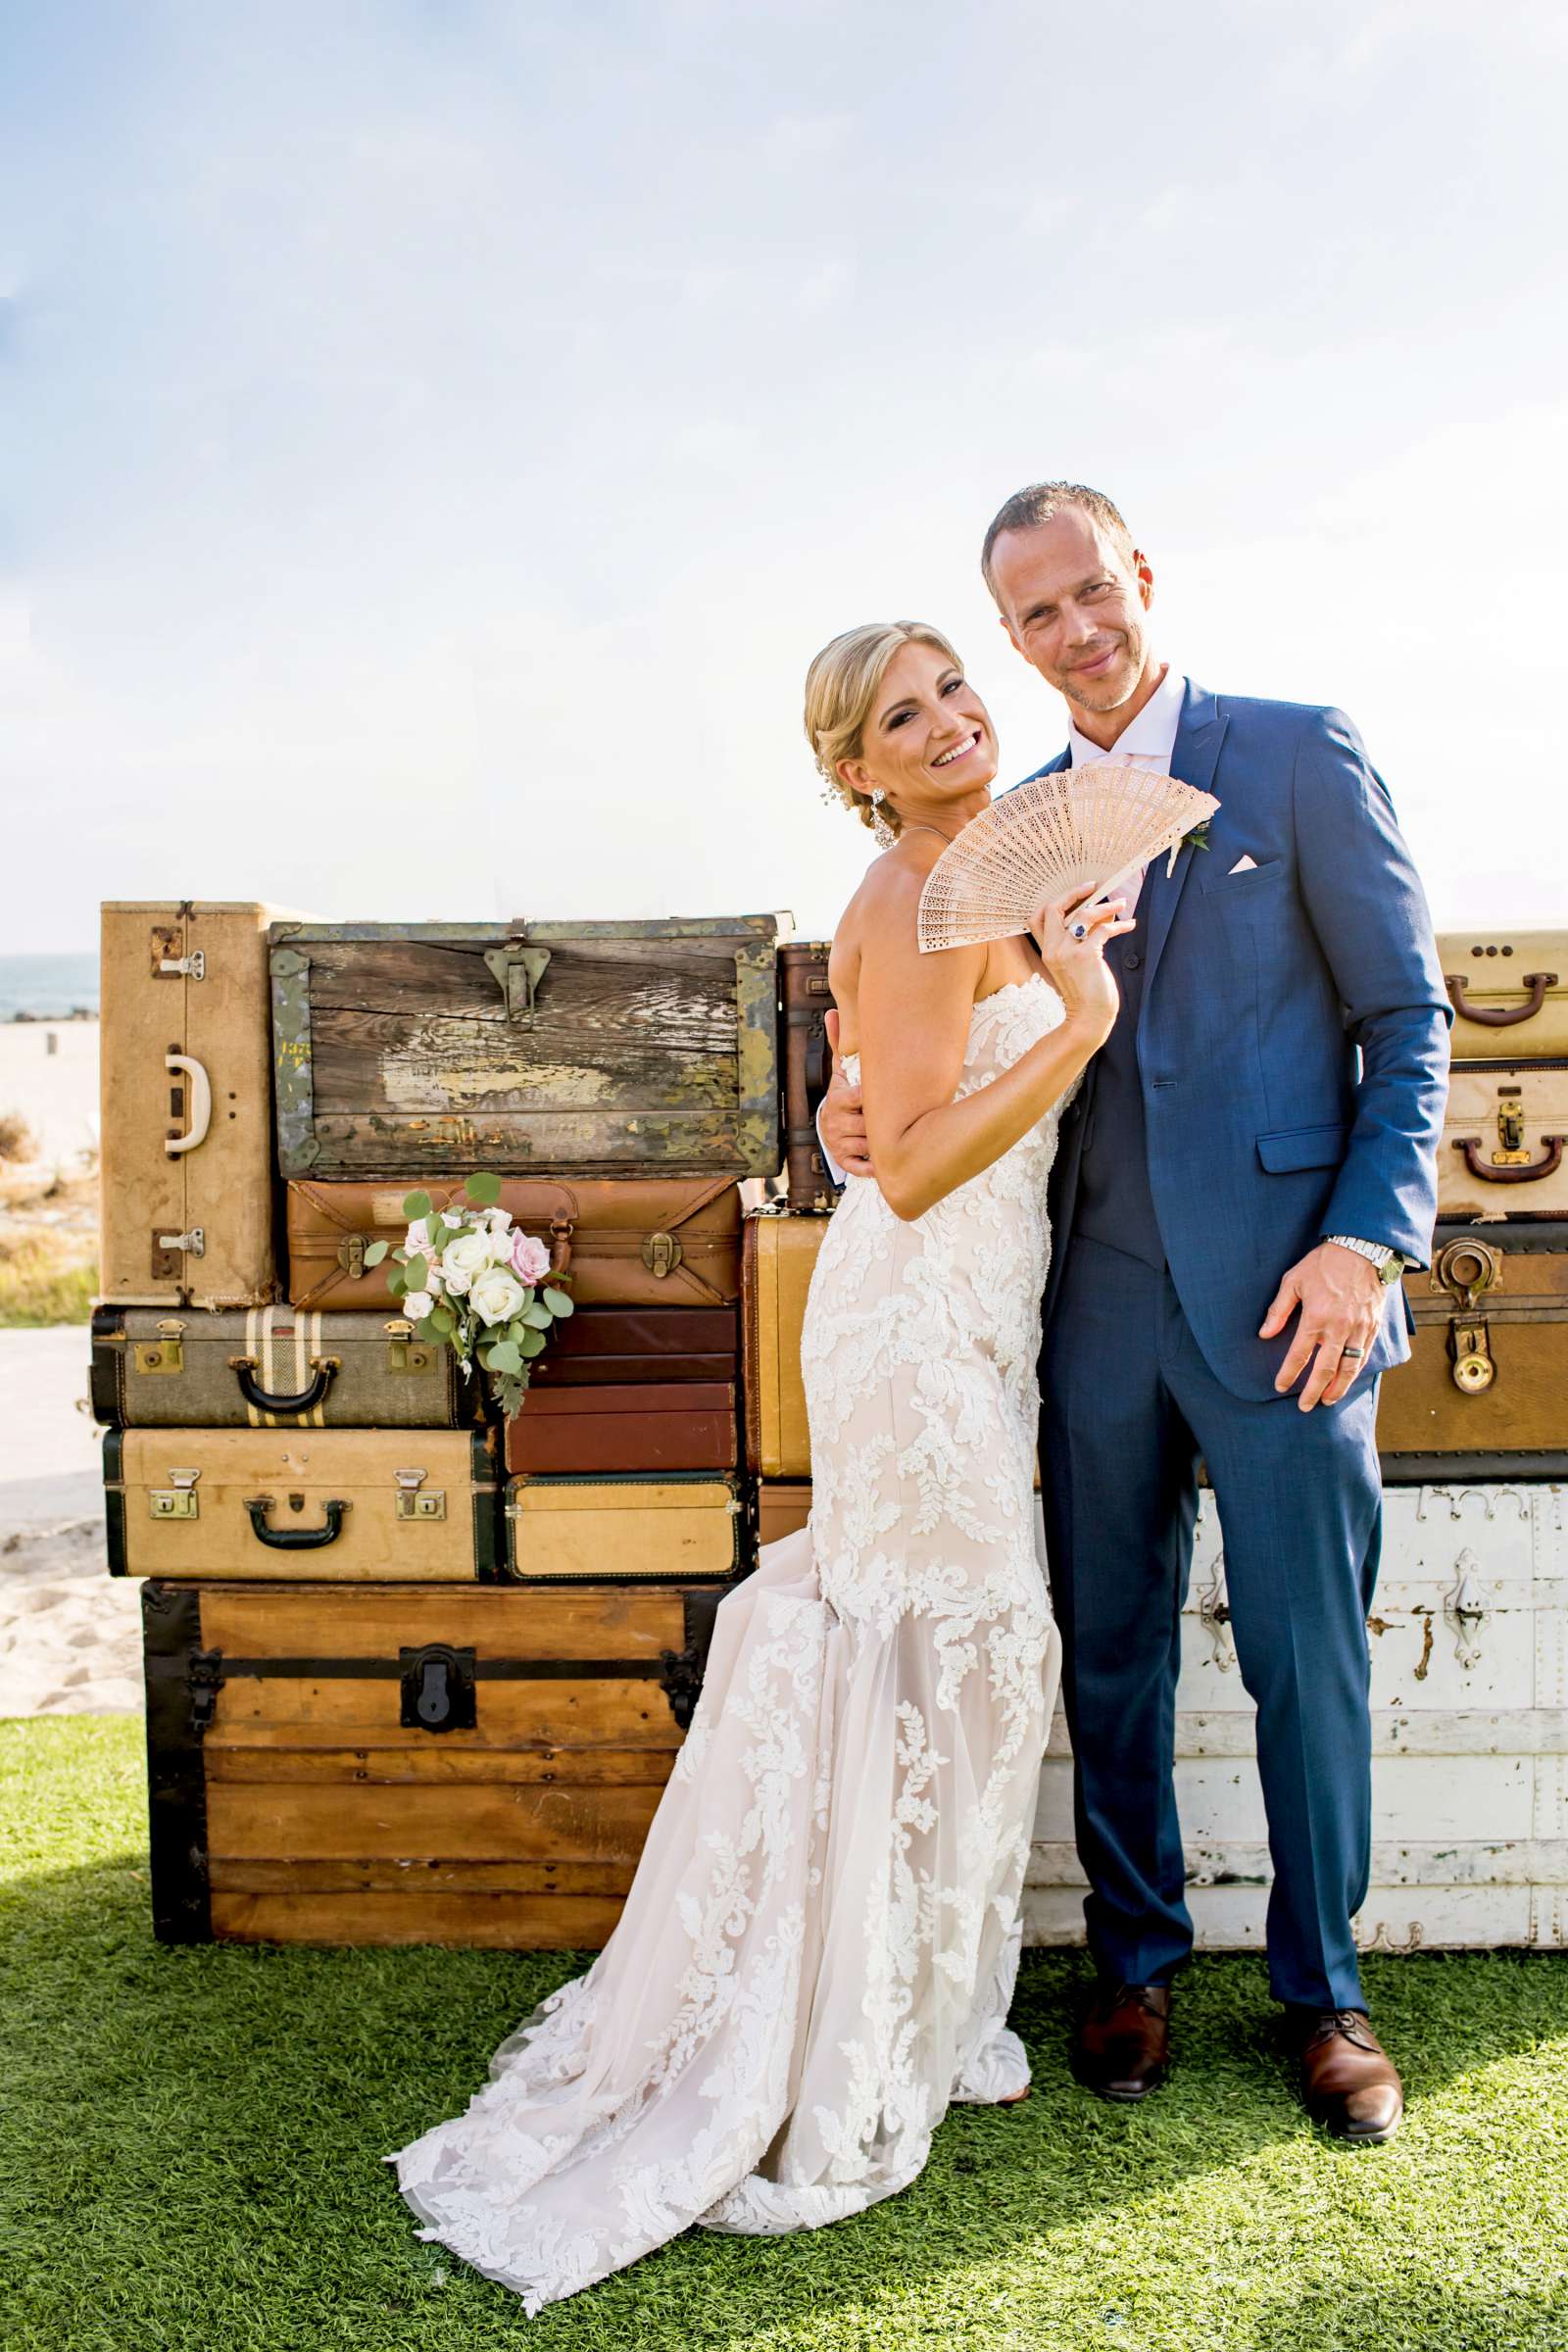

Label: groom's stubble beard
[1055,613,1151,719]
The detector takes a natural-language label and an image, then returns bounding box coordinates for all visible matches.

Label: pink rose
[509,1230,553,1286]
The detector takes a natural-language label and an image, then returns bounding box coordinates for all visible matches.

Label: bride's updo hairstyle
[805,619,962,843]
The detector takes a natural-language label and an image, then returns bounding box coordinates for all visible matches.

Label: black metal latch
[400,1642,477,1733]
[187,1646,225,1733]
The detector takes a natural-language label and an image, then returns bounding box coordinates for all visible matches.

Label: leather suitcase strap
[1440,929,1568,1060]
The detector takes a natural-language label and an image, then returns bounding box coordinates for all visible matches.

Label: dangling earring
[869,788,897,851]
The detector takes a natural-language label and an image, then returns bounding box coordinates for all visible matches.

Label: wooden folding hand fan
[917,764,1220,952]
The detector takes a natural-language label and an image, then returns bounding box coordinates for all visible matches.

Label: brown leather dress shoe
[1071,1981,1172,2102]
[1288,2008,1404,2143]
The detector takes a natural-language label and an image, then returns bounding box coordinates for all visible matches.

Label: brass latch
[149,1467,201,1520]
[1432,1238,1500,1396]
[642,1231,683,1279]
[134,1318,187,1376]
[337,1234,368,1279]
[394,1466,446,1521]
[384,1319,434,1375]
[1492,1090,1531,1166]
[483,940,552,1027]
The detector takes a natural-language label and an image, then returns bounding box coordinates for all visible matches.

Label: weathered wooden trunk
[140,1578,729,1947]
[270,918,782,1181]
[1025,1481,1568,1951]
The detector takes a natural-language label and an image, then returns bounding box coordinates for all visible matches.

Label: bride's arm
[857,869,1129,1222]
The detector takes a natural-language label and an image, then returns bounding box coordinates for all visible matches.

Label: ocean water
[0,953,100,1021]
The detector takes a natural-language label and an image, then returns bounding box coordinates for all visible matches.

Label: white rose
[482,1220,515,1265]
[438,1227,491,1296]
[469,1264,526,1327]
[405,1217,433,1257]
[404,1290,434,1320]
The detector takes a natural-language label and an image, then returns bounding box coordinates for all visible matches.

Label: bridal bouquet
[362,1172,573,1419]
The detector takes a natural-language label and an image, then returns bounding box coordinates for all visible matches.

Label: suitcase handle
[243,1495,351,1548]
[1445,970,1557,1028]
[228,1355,340,1416]
[1453,1134,1565,1184]
[164,1054,212,1156]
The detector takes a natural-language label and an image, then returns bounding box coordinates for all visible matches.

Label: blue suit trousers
[1040,1235,1383,2009]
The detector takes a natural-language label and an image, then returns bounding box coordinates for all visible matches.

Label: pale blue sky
[3,0,1565,952]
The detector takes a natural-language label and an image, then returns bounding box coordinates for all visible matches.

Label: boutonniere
[1167,817,1213,876]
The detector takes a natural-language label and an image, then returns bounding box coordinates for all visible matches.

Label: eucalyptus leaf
[403,1254,428,1293]
[403,1190,432,1220]
[362,1238,390,1267]
[519,1328,548,1357]
[490,1340,523,1375]
[465,1170,503,1206]
[385,1268,408,1297]
[542,1288,574,1317]
[416,1314,440,1344]
[430,1304,456,1337]
[521,1302,552,1329]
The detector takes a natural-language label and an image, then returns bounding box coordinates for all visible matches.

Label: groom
[820,481,1450,2142]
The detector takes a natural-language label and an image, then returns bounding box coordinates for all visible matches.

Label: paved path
[0,1327,140,1717]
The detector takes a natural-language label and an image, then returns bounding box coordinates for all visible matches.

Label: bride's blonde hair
[804,619,962,842]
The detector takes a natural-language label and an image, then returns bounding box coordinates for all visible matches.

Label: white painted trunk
[1024,1480,1568,1950]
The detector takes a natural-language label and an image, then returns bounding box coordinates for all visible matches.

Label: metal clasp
[159,951,205,980]
[337,1234,368,1279]
[642,1231,683,1279]
[149,1466,201,1520]
[384,1318,434,1375]
[155,1227,205,1258]
[394,1466,446,1521]
[134,1318,186,1376]
[1445,1546,1491,1669]
[1449,1320,1496,1395]
[483,939,552,1027]
[1493,1090,1531,1166]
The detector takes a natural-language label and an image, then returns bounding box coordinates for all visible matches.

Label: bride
[389,619,1132,2313]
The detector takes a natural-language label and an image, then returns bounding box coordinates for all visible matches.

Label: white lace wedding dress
[389,974,1070,2312]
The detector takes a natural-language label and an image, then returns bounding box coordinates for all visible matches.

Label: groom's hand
[819,1008,873,1178]
[1261,1242,1386,1411]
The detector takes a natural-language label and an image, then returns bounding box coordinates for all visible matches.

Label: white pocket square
[1228,853,1258,874]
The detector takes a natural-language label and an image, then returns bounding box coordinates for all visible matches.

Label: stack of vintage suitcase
[92,906,834,1949]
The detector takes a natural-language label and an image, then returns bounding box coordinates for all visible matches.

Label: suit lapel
[1139,680,1227,1004]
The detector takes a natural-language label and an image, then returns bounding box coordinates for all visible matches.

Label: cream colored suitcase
[100,902,286,1308]
[1438,1065,1568,1220]
[504,1473,748,1584]
[104,1427,500,1582]
[1025,1482,1568,1951]
[1440,928,1568,1062]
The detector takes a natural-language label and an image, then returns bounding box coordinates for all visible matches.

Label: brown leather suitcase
[286,1174,743,1311]
[104,1427,501,1581]
[503,1382,739,1476]
[140,1577,728,1946]
[90,1304,480,1429]
[1438,1064,1568,1220]
[742,1210,829,1479]
[1378,1222,1568,1479]
[100,901,288,1308]
[758,1481,812,1545]
[528,1304,738,1387]
[269,915,782,1180]
[1440,928,1568,1062]
[780,941,841,1213]
[504,1473,749,1584]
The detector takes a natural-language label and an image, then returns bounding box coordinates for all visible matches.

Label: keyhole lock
[399,1642,476,1733]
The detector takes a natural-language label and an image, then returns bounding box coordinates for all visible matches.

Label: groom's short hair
[980,482,1136,598]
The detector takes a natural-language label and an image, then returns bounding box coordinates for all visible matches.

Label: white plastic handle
[164,1054,213,1155]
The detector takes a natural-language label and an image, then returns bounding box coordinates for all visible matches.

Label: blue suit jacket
[1037,680,1452,1401]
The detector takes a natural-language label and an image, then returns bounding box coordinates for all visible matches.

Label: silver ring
[1069,920,1088,941]
[1341,1344,1365,1359]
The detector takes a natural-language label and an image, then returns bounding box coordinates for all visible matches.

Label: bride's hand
[1033,888,1136,1040]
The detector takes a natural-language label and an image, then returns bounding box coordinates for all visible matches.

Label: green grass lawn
[4,1716,1565,2352]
